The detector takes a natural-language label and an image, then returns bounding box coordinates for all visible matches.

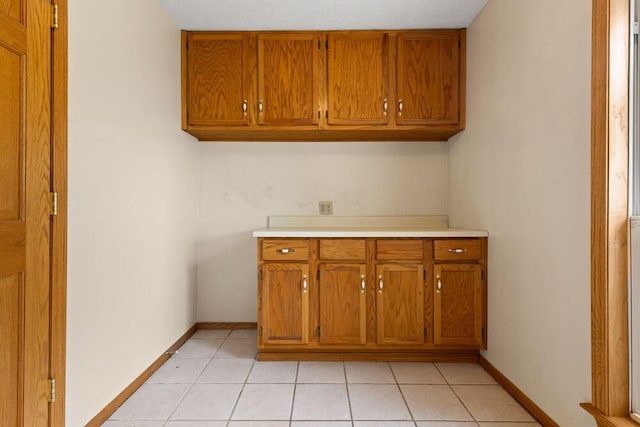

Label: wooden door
[1,0,53,425]
[376,264,424,345]
[258,32,319,126]
[185,33,251,126]
[434,264,482,346]
[318,263,366,345]
[260,263,310,345]
[327,32,389,125]
[396,31,460,125]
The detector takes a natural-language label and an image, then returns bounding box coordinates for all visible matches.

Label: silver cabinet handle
[258,100,264,113]
[242,99,248,115]
[398,99,404,115]
[436,275,442,293]
[383,98,388,115]
[361,274,366,294]
[448,248,466,254]
[378,275,384,293]
[303,275,308,293]
[276,248,295,254]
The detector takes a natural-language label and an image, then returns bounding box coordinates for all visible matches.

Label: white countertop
[252,216,488,238]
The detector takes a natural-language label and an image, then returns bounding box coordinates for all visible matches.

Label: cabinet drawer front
[262,240,309,260]
[319,239,366,260]
[434,239,481,261]
[376,240,423,260]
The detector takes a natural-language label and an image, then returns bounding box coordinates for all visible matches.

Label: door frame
[50,1,67,425]
[582,0,633,425]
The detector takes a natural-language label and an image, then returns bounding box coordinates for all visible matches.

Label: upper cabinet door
[396,31,461,126]
[186,33,251,126]
[258,33,320,126]
[327,32,389,125]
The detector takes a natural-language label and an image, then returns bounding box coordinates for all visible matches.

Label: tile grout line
[342,361,355,427]
[289,361,300,424]
[389,361,418,427]
[225,335,257,425]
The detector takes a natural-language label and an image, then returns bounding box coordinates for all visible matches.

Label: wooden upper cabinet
[185,33,251,126]
[258,33,320,126]
[327,32,389,125]
[396,31,462,126]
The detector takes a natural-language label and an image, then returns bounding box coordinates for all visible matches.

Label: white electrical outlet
[319,201,333,215]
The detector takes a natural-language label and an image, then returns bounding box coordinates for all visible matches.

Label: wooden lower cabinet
[257,237,486,360]
[259,263,310,345]
[434,263,483,347]
[376,263,424,345]
[317,263,367,345]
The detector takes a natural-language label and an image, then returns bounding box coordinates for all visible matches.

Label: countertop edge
[252,229,489,238]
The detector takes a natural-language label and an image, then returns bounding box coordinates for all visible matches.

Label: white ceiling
[160,0,488,31]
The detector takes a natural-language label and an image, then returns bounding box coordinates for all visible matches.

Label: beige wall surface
[66,0,199,425]
[448,1,593,426]
[197,142,449,321]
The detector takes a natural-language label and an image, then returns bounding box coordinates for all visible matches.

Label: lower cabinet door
[260,263,309,345]
[376,263,425,345]
[318,263,367,345]
[434,263,483,347]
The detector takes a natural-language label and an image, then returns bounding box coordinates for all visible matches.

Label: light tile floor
[103,329,541,427]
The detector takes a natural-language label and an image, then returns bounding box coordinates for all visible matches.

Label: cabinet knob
[378,275,384,293]
[436,275,442,293]
[242,99,248,115]
[303,274,308,293]
[383,98,388,115]
[258,100,264,113]
[398,99,404,116]
[361,274,366,294]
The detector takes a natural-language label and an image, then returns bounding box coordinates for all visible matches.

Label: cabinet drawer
[319,239,366,260]
[262,239,309,261]
[376,240,423,260]
[434,239,482,261]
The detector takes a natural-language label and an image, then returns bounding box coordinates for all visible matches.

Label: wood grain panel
[262,263,309,344]
[262,239,309,260]
[327,32,388,125]
[318,263,366,344]
[434,264,482,346]
[258,32,318,126]
[186,33,250,126]
[319,239,365,260]
[376,239,423,260]
[587,0,632,420]
[376,263,424,345]
[397,31,460,125]
[0,0,23,23]
[0,44,23,221]
[0,274,23,427]
[434,239,482,261]
[0,221,25,276]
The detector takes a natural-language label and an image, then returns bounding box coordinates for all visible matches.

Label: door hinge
[48,378,56,403]
[51,4,59,29]
[259,269,263,281]
[50,192,58,216]
[316,326,320,337]
[423,269,426,281]
[259,325,263,337]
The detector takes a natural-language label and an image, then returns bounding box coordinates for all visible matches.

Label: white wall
[66,1,199,425]
[448,1,592,426]
[197,142,449,321]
